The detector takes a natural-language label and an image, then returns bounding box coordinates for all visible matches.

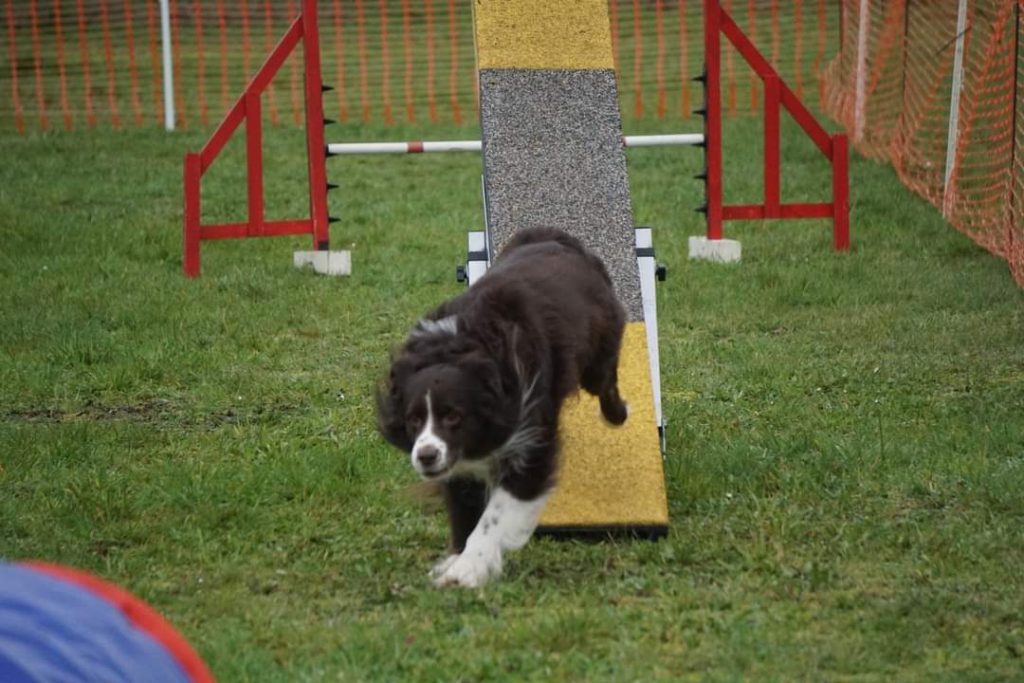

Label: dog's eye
[408,416,424,432]
[442,412,462,429]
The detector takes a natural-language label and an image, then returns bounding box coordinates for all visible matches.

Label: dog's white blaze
[435,487,551,588]
[411,392,449,476]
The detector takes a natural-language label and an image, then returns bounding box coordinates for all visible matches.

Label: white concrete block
[293,250,352,276]
[688,236,741,263]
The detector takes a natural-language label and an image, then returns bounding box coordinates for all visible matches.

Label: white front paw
[433,545,502,588]
[429,554,459,581]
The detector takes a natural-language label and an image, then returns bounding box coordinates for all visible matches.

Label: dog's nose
[416,446,440,468]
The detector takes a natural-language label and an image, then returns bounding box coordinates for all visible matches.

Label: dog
[377,227,629,588]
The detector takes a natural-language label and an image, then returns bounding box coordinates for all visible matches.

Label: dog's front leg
[430,478,487,580]
[433,486,551,588]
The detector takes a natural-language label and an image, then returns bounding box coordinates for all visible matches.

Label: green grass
[2,114,1023,681]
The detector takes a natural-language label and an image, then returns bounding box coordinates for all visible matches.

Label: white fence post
[853,0,871,143]
[159,0,175,131]
[943,0,969,217]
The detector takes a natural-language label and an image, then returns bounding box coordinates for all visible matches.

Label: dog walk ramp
[471,0,669,537]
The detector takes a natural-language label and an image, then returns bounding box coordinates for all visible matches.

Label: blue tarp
[0,564,192,683]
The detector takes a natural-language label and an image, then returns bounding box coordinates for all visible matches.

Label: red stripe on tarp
[22,562,215,683]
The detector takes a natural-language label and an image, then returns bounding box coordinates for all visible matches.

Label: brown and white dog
[378,227,628,587]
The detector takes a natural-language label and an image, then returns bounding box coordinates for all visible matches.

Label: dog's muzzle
[412,442,450,479]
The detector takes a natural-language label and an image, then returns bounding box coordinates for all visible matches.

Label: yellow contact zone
[473,0,616,70]
[540,322,669,528]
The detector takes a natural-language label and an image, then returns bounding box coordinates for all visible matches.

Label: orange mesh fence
[0,0,839,133]
[1016,5,1024,285]
[8,1,1020,284]
[823,0,1023,287]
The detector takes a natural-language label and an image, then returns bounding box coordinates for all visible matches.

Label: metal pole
[624,133,705,147]
[300,0,331,249]
[943,0,969,218]
[159,0,175,131]
[703,0,724,240]
[327,140,482,155]
[325,134,705,156]
[853,0,871,143]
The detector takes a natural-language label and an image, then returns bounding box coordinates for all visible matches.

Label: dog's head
[378,350,518,480]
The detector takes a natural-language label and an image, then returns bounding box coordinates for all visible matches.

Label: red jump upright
[182,0,331,277]
[698,0,850,251]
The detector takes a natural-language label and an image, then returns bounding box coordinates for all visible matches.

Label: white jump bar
[326,133,704,156]
[623,133,705,148]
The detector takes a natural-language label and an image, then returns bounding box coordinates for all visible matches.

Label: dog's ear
[377,357,414,452]
[457,350,505,403]
[461,352,520,438]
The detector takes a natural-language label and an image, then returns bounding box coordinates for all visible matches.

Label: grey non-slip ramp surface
[479,68,644,321]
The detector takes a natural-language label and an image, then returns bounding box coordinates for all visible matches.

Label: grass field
[2,113,1023,681]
